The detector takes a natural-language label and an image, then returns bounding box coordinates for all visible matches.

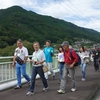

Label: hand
[30,60,33,63]
[12,62,15,67]
[36,61,40,65]
[69,64,74,68]
[23,60,26,64]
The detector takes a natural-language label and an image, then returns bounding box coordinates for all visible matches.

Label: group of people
[12,39,100,96]
[12,39,55,96]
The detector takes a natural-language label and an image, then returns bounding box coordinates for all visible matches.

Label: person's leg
[37,66,48,88]
[94,59,97,71]
[59,63,64,80]
[60,64,68,90]
[68,67,76,89]
[29,67,37,92]
[80,64,84,78]
[82,63,87,79]
[21,63,30,82]
[16,63,21,86]
[47,63,55,76]
[44,72,48,80]
[96,59,99,70]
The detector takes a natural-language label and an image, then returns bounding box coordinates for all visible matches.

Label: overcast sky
[0,0,100,32]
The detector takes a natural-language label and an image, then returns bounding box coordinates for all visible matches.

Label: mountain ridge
[0,5,100,49]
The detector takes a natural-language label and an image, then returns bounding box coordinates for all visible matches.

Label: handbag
[16,56,24,65]
[42,63,48,73]
[84,57,90,64]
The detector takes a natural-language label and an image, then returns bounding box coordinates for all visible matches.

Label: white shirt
[14,46,28,60]
[58,52,64,62]
[32,49,46,67]
[79,51,89,63]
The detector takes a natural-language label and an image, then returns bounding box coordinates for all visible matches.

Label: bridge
[0,56,100,100]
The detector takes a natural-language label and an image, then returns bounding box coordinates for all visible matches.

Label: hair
[58,46,64,53]
[17,39,22,43]
[46,40,51,44]
[33,42,40,46]
[80,46,85,52]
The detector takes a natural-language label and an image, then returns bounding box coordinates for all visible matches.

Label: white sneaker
[81,78,86,81]
[67,74,71,78]
[57,89,65,94]
[71,88,76,92]
[26,91,34,96]
[42,87,49,92]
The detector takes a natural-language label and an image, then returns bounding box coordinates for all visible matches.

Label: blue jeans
[59,62,64,80]
[80,63,87,78]
[29,66,48,92]
[16,63,30,86]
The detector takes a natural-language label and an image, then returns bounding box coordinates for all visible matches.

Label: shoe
[71,88,76,92]
[81,78,86,81]
[52,75,55,80]
[14,85,22,89]
[57,89,65,94]
[42,87,49,92]
[67,74,71,78]
[26,91,34,96]
[28,81,31,86]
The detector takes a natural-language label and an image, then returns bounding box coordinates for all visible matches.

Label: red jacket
[64,48,78,64]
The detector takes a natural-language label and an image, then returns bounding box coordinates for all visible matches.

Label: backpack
[70,49,81,66]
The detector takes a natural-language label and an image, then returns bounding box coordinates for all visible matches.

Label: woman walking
[58,47,65,83]
[79,46,89,81]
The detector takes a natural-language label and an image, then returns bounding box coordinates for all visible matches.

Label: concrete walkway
[0,62,100,100]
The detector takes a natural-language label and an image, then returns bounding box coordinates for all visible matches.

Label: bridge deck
[0,62,100,100]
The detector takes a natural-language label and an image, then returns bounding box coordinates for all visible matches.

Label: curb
[77,84,100,100]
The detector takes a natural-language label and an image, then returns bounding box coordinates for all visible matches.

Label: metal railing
[0,55,58,84]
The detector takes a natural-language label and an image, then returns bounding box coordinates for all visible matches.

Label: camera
[34,61,37,65]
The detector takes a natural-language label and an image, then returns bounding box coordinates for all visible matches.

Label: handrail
[0,55,58,84]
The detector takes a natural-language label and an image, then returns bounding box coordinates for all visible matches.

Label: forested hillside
[0,6,100,56]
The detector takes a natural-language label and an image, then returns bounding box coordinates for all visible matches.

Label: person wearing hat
[57,41,78,94]
[12,39,31,89]
[92,46,100,71]
[44,40,55,80]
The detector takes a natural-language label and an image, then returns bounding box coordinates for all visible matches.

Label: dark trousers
[29,66,48,92]
[94,59,99,71]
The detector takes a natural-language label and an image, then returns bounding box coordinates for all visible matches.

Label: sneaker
[14,85,22,89]
[42,87,49,92]
[67,74,71,78]
[26,91,34,96]
[52,75,55,80]
[71,88,76,92]
[81,78,86,81]
[57,89,65,94]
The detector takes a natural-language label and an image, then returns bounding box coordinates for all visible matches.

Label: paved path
[0,62,100,100]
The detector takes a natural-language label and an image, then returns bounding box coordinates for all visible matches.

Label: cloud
[0,0,100,32]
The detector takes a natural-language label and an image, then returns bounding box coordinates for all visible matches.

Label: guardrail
[0,55,58,84]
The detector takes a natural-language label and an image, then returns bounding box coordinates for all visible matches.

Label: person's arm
[24,48,28,63]
[36,51,45,65]
[24,56,28,63]
[40,51,46,64]
[51,47,54,56]
[70,50,78,68]
[12,55,16,67]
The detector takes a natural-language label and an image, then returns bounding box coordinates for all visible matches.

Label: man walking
[57,41,78,94]
[44,40,55,80]
[26,42,48,96]
[92,46,100,71]
[12,39,30,89]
